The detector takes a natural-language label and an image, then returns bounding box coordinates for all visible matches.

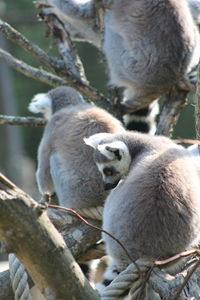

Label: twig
[0,44,115,116]
[0,172,17,190]
[41,13,87,82]
[0,17,119,116]
[156,86,188,137]
[155,249,200,267]
[48,204,141,274]
[0,115,46,126]
[174,137,200,145]
[0,18,66,76]
[93,0,105,35]
[0,48,66,87]
[172,258,200,300]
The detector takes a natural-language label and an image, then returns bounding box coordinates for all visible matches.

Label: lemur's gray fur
[28,86,125,208]
[44,0,200,112]
[85,131,200,290]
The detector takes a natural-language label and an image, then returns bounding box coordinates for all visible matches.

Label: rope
[76,206,103,220]
[100,258,154,300]
[9,253,32,300]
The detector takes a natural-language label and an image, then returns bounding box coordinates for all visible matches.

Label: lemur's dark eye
[103,168,114,176]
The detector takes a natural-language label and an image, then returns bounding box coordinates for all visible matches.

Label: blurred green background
[0,0,196,198]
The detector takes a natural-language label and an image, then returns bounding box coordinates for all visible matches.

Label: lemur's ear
[84,133,112,149]
[97,141,129,161]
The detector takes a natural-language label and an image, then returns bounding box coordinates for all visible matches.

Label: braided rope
[76,206,103,220]
[100,259,154,300]
[9,253,32,300]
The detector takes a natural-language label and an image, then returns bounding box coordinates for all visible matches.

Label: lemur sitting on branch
[38,0,200,134]
[85,131,200,293]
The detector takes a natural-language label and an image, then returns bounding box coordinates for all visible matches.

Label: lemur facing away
[28,86,125,208]
[85,131,200,293]
[40,0,200,133]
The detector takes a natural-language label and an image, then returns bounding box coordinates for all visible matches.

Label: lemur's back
[105,0,198,86]
[48,104,124,208]
[103,144,200,268]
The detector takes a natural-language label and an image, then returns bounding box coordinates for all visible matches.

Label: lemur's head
[84,133,131,190]
[28,86,85,120]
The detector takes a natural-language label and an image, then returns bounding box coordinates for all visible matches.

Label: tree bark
[0,174,100,300]
[156,87,188,137]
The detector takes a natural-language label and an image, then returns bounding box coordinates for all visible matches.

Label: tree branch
[35,3,123,118]
[0,15,122,118]
[0,48,66,87]
[0,206,103,300]
[40,13,87,82]
[156,87,188,136]
[0,18,66,76]
[0,115,46,126]
[0,173,100,300]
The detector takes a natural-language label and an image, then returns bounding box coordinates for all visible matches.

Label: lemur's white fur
[84,133,113,149]
[28,93,52,120]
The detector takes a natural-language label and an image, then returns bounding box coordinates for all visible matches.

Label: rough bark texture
[0,115,46,126]
[156,87,188,137]
[0,176,100,300]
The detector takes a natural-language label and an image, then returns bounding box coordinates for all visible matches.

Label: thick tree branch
[0,48,66,87]
[0,115,46,126]
[0,173,100,300]
[0,207,103,300]
[156,87,188,136]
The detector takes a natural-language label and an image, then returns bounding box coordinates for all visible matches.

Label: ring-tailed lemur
[40,0,200,134]
[28,86,125,208]
[85,131,200,294]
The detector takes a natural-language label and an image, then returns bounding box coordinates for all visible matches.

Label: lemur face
[84,133,131,190]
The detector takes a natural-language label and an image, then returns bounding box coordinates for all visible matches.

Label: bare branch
[156,87,188,136]
[0,115,46,126]
[0,48,66,87]
[0,173,100,300]
[0,18,65,75]
[35,4,122,118]
[0,45,117,117]
[40,13,87,82]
